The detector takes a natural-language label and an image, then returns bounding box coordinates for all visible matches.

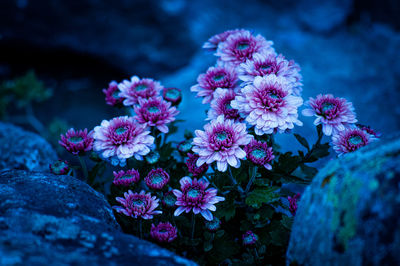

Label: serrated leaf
[294,133,309,151]
[246,187,280,208]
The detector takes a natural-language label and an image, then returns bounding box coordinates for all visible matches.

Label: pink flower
[356,124,381,138]
[103,81,124,106]
[145,168,170,190]
[59,128,94,155]
[191,65,238,104]
[173,176,225,221]
[302,94,357,136]
[163,87,182,106]
[192,115,253,172]
[133,97,179,133]
[242,231,258,246]
[244,140,275,170]
[113,190,162,219]
[202,29,248,51]
[93,116,154,165]
[150,222,178,243]
[118,76,163,106]
[332,127,376,156]
[216,30,275,66]
[231,75,303,135]
[207,88,243,122]
[112,169,140,187]
[288,193,300,216]
[186,153,209,177]
[238,53,303,96]
[49,160,69,175]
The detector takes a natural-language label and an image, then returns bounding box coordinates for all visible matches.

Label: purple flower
[242,231,258,246]
[145,168,170,190]
[186,153,209,177]
[231,75,303,135]
[133,97,179,133]
[302,94,357,136]
[163,87,182,106]
[49,160,69,175]
[103,81,124,106]
[207,88,243,122]
[288,193,300,216]
[332,127,376,156]
[202,29,248,51]
[118,76,163,106]
[112,169,140,187]
[192,115,253,172]
[93,116,154,165]
[173,176,225,221]
[113,190,162,219]
[356,124,381,138]
[59,128,94,155]
[150,222,178,243]
[244,140,275,170]
[191,65,238,104]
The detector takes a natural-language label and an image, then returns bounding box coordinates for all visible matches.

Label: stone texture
[0,170,195,266]
[0,122,57,171]
[286,135,400,266]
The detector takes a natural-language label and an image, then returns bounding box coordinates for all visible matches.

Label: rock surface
[0,122,57,171]
[286,135,400,266]
[0,170,195,266]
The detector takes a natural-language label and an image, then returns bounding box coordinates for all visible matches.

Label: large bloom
[113,169,140,187]
[231,75,303,135]
[192,115,253,172]
[302,94,357,136]
[191,65,238,104]
[103,81,124,106]
[145,168,170,190]
[118,76,163,106]
[133,97,179,133]
[186,153,209,177]
[150,222,178,243]
[202,29,248,51]
[332,127,376,156]
[59,128,94,155]
[113,190,162,219]
[93,116,154,165]
[238,53,302,96]
[216,30,275,66]
[173,176,225,221]
[244,140,275,170]
[207,88,242,122]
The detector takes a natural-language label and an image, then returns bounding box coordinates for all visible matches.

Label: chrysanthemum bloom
[202,29,248,51]
[186,153,209,177]
[103,81,124,106]
[59,128,94,155]
[162,191,177,208]
[356,124,381,138]
[145,168,170,190]
[204,217,221,232]
[207,88,243,122]
[332,127,376,156]
[49,160,69,175]
[173,176,225,221]
[133,97,179,133]
[190,65,238,104]
[163,87,182,106]
[112,169,140,187]
[238,53,303,96]
[192,115,253,172]
[244,140,275,170]
[118,76,163,106]
[177,139,193,154]
[288,193,300,216]
[302,94,357,136]
[216,30,275,67]
[150,222,178,243]
[242,231,258,246]
[145,151,160,164]
[231,75,303,135]
[113,190,162,219]
[93,116,154,165]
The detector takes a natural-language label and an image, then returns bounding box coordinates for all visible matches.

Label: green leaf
[281,215,294,230]
[204,241,213,252]
[312,142,330,158]
[300,164,318,178]
[215,230,225,238]
[246,187,280,209]
[253,178,271,187]
[294,133,309,151]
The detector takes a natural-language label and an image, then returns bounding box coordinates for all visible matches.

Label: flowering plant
[55,29,379,265]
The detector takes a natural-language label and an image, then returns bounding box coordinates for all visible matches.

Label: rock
[286,135,400,266]
[0,170,195,266]
[0,122,57,171]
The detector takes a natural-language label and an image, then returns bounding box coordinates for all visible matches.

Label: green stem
[191,212,196,241]
[245,166,258,194]
[138,219,143,239]
[228,166,244,195]
[78,155,88,182]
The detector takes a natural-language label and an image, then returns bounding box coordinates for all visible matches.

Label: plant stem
[228,166,244,195]
[191,212,196,241]
[138,219,143,239]
[78,155,88,182]
[245,166,258,194]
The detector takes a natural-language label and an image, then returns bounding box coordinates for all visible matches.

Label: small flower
[202,29,248,51]
[103,81,124,106]
[191,65,238,104]
[113,190,162,219]
[59,128,94,155]
[93,116,154,165]
[302,94,357,136]
[216,30,275,67]
[145,168,170,190]
[49,160,69,175]
[332,127,376,156]
[244,140,275,170]
[133,97,179,133]
[207,88,243,122]
[177,139,193,154]
[356,124,381,138]
[231,75,303,135]
[192,115,253,172]
[145,150,160,164]
[112,169,140,187]
[288,193,300,216]
[150,222,178,243]
[118,76,163,106]
[242,231,258,246]
[173,176,225,221]
[163,87,182,106]
[162,191,177,208]
[186,153,209,177]
[204,217,221,232]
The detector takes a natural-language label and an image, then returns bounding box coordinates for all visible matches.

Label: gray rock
[0,170,195,266]
[0,122,57,171]
[286,135,400,266]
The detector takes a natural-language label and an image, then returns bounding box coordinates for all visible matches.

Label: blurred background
[1,0,399,155]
